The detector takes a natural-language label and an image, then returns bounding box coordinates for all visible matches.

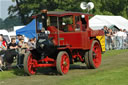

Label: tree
[0,18,5,29]
[0,16,22,29]
[9,0,60,24]
[8,0,128,25]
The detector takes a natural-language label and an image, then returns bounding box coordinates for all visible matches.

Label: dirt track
[1,51,128,85]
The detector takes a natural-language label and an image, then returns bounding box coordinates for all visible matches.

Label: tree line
[0,16,22,30]
[1,0,128,29]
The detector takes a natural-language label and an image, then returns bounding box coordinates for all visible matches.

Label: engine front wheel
[56,51,70,75]
[24,52,37,76]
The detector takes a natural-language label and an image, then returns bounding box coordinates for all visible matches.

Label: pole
[57,17,60,46]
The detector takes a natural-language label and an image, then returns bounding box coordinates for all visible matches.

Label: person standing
[115,29,124,49]
[103,26,109,50]
[122,29,127,49]
[107,29,113,50]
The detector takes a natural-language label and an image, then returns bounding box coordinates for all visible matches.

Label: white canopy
[0,30,9,35]
[14,25,25,31]
[8,31,16,36]
[89,15,128,31]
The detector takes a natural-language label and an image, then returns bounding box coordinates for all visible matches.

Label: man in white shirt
[115,29,126,49]
[122,29,127,49]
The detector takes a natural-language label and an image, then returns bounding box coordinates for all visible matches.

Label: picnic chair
[16,48,29,69]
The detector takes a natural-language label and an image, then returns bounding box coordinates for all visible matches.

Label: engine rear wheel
[87,40,102,69]
[56,51,70,75]
[24,52,37,75]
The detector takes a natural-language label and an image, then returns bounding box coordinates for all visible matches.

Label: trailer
[24,10,105,75]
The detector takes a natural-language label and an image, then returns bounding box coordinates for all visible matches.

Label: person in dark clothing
[103,26,109,50]
[107,29,113,50]
[103,26,109,36]
[8,38,18,49]
[3,38,18,69]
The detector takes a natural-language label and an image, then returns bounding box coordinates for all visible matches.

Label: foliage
[8,0,128,25]
[0,16,23,30]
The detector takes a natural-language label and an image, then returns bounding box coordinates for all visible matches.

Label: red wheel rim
[60,53,70,74]
[92,42,101,68]
[27,54,36,75]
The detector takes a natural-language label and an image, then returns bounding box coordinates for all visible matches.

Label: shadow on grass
[11,68,25,76]
[33,64,88,75]
[10,64,88,76]
[70,64,87,70]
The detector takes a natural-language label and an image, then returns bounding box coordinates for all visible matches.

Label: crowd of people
[103,26,128,50]
[0,34,36,70]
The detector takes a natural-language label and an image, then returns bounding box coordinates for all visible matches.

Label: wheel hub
[63,61,67,66]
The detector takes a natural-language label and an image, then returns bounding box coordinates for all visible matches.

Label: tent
[89,15,128,31]
[9,31,16,37]
[14,26,25,31]
[16,19,36,39]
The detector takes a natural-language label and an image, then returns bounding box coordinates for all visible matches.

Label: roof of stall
[32,11,93,18]
[89,15,128,31]
[47,11,92,17]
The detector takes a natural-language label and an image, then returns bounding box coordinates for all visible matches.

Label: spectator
[16,35,22,44]
[122,29,127,49]
[8,38,18,49]
[107,29,113,50]
[28,38,36,50]
[0,34,8,46]
[103,26,109,50]
[0,35,7,68]
[115,29,124,49]
[112,31,118,49]
[18,38,29,49]
[22,35,29,43]
[3,38,19,69]
[18,38,29,66]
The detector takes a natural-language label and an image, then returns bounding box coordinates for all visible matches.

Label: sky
[0,0,16,20]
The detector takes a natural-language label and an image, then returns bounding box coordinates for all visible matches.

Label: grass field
[0,49,128,85]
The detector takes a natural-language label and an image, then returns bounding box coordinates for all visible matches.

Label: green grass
[0,49,128,84]
[58,49,128,85]
[102,49,128,58]
[0,70,16,80]
[59,66,128,85]
[0,68,24,80]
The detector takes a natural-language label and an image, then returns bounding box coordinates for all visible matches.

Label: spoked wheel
[24,52,37,75]
[85,40,102,69]
[56,51,70,75]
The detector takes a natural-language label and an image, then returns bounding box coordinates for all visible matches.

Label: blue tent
[16,19,36,39]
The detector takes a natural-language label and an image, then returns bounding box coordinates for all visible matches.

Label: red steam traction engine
[23,10,104,75]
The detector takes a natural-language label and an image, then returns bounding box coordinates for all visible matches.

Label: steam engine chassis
[24,10,105,75]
